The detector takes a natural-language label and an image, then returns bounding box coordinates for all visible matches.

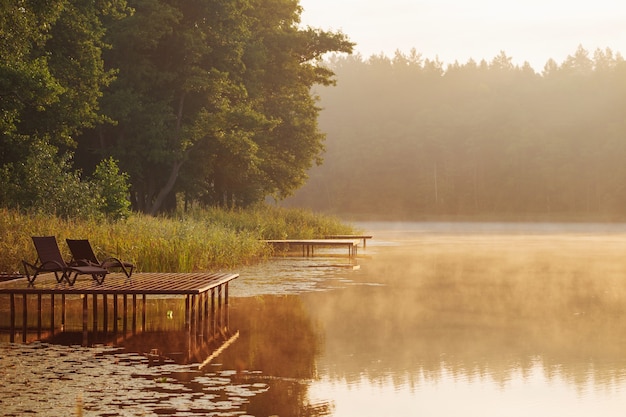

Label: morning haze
[284,46,626,221]
[3,1,626,416]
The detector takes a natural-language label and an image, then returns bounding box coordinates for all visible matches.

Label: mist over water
[2,222,626,416]
[224,221,626,416]
[298,222,626,416]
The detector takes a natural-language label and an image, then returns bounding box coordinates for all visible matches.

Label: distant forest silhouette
[284,46,626,221]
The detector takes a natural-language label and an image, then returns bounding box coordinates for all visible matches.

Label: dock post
[113,294,118,334]
[217,285,223,334]
[22,294,27,343]
[132,294,137,334]
[10,293,15,343]
[224,282,230,332]
[142,294,147,331]
[185,295,190,331]
[37,294,42,339]
[203,291,209,341]
[211,288,216,338]
[82,294,88,346]
[190,294,197,343]
[50,293,55,336]
[123,294,128,338]
[61,294,65,331]
[92,294,98,334]
[103,294,108,335]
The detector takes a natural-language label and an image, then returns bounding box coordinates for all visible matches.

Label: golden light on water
[295,225,626,416]
[3,223,626,415]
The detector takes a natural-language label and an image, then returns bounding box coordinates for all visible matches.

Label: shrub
[0,140,102,219]
[90,157,131,220]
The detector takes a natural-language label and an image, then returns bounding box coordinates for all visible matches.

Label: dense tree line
[0,0,352,217]
[284,47,626,220]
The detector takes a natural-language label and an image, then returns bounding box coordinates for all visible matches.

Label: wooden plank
[0,272,238,295]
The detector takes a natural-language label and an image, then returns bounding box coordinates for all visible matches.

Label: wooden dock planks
[0,271,237,295]
[0,272,238,345]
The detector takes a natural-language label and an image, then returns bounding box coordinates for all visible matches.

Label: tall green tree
[0,0,129,215]
[242,0,354,204]
[80,0,353,214]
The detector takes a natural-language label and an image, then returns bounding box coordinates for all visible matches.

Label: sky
[298,0,626,70]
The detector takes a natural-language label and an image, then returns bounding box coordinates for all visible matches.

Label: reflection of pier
[0,272,237,347]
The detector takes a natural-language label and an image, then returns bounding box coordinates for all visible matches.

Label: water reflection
[301,225,626,416]
[223,227,626,416]
[3,224,626,416]
[231,254,362,297]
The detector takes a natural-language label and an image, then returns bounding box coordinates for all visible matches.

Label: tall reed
[0,205,356,273]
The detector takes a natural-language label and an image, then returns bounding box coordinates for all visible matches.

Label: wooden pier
[325,234,373,248]
[0,272,237,346]
[263,239,359,258]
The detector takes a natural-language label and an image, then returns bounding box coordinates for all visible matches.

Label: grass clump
[0,205,356,273]
[180,204,356,239]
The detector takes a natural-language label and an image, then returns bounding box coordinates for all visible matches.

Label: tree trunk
[148,159,184,215]
[147,92,188,215]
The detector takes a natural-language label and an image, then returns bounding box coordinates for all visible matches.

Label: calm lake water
[2,222,626,416]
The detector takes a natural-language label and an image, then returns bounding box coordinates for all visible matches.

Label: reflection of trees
[307,236,626,390]
[221,295,331,417]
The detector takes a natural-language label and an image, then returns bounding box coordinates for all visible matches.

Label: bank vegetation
[0,206,355,274]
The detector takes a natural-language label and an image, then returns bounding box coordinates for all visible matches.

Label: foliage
[0,139,101,219]
[75,0,354,214]
[0,205,356,273]
[90,157,132,220]
[0,0,129,149]
[285,46,626,220]
[1,0,352,218]
[0,0,131,219]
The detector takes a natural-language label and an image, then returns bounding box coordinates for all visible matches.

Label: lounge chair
[66,238,134,278]
[22,236,108,286]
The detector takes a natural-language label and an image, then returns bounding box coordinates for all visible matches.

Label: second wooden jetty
[263,239,359,257]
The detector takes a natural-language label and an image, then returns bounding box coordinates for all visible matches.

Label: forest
[0,0,352,217]
[284,47,626,220]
